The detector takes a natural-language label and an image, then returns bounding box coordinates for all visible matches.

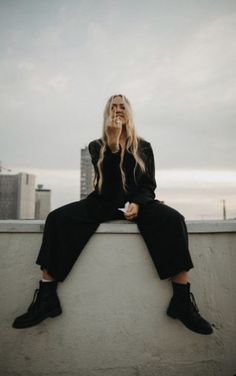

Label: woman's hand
[124,203,140,221]
[105,109,122,152]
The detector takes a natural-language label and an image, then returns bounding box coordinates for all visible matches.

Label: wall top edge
[0,219,236,233]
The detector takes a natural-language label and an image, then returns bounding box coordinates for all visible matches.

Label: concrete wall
[0,220,236,376]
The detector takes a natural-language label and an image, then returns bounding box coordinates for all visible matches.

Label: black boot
[12,280,62,329]
[166,282,213,335]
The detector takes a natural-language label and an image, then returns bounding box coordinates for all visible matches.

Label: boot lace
[28,289,40,312]
[189,292,200,313]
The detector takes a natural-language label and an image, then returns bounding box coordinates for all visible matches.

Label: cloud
[0,1,235,194]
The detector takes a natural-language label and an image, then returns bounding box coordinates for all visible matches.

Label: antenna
[222,199,226,220]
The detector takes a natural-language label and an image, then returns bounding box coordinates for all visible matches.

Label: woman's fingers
[124,209,137,220]
[112,108,116,119]
[127,210,135,216]
[124,203,140,221]
[126,203,138,214]
[125,211,134,217]
[125,214,137,221]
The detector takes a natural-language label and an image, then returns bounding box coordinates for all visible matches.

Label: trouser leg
[136,200,194,280]
[36,198,124,282]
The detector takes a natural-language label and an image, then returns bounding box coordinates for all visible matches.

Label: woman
[12,94,213,335]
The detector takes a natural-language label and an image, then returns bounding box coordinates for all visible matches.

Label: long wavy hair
[94,94,146,193]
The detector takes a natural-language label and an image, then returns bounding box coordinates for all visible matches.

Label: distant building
[35,184,51,219]
[0,173,36,219]
[0,175,18,219]
[80,146,94,200]
[0,173,51,220]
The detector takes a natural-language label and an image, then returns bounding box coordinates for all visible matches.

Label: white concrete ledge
[1,220,236,375]
[0,219,236,233]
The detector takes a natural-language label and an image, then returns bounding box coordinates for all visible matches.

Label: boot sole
[12,307,62,329]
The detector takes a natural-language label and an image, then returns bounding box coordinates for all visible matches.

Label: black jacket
[87,137,157,207]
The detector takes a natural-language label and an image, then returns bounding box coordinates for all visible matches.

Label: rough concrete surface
[0,220,236,376]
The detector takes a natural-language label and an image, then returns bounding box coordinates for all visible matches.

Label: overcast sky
[0,0,235,219]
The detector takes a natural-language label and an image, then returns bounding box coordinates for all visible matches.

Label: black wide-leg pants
[35,197,194,282]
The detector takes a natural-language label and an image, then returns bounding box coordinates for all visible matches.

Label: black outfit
[36,137,194,282]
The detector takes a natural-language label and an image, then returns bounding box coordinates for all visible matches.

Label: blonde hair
[94,94,146,193]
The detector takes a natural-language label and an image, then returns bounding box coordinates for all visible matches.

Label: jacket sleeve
[130,142,157,206]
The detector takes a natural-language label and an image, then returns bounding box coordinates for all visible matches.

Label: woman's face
[110,96,128,125]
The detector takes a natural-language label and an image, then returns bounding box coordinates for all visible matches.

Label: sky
[0,0,236,219]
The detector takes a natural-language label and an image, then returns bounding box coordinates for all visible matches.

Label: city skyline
[1,165,234,220]
[0,1,235,219]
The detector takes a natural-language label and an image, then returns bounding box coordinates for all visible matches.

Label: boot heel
[167,312,177,319]
[167,308,177,319]
[49,307,62,317]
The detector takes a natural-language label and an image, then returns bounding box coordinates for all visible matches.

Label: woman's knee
[46,207,62,221]
[47,201,83,219]
[138,201,185,224]
[165,205,185,223]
